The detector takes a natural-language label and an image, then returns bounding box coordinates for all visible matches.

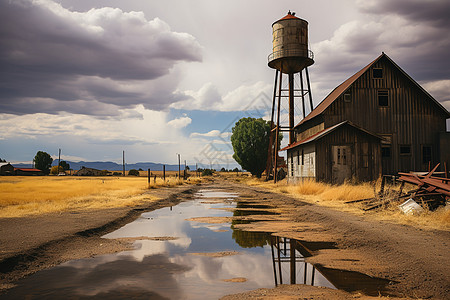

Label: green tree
[59,161,70,171]
[34,151,53,174]
[128,169,140,176]
[231,117,272,178]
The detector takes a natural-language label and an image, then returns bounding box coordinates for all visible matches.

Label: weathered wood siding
[315,125,381,183]
[308,56,447,174]
[295,122,324,142]
[287,143,316,183]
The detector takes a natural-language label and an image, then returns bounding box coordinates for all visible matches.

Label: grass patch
[238,176,449,231]
[0,176,201,218]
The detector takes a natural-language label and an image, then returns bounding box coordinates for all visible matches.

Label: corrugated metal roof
[281,121,381,151]
[14,168,42,172]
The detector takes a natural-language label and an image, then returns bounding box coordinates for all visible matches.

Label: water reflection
[270,236,334,288]
[2,190,275,299]
[269,237,396,296]
[232,230,270,248]
[1,189,393,299]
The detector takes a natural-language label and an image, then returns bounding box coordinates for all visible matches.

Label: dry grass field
[0,175,200,218]
[238,176,450,230]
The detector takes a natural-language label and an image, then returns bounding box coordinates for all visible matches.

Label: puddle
[235,203,274,209]
[233,209,279,216]
[269,237,396,296]
[1,189,395,299]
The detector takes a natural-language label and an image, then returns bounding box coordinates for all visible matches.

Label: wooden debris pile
[346,163,450,211]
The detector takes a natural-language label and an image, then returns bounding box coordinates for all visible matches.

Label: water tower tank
[268,12,314,74]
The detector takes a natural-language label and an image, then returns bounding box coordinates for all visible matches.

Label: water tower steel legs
[300,71,306,118]
[273,70,283,183]
[289,73,295,145]
[267,67,313,182]
[266,70,278,181]
[305,67,313,111]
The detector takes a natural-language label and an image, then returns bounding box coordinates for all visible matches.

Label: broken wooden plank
[344,198,375,204]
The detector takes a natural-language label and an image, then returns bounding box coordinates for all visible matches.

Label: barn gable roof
[281,121,381,151]
[294,53,450,128]
[14,168,42,172]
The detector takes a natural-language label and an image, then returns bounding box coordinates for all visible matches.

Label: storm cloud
[0,0,202,116]
[358,0,450,27]
[308,0,450,104]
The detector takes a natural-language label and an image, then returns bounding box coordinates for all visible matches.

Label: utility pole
[123,150,125,176]
[58,148,61,171]
[178,154,181,179]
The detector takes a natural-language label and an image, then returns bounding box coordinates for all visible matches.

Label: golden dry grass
[239,176,450,231]
[0,175,200,218]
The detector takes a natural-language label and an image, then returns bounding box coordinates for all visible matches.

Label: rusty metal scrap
[346,163,449,211]
[398,163,450,198]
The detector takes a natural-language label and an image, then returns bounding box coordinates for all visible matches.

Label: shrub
[202,169,214,176]
[50,166,63,175]
[128,169,140,176]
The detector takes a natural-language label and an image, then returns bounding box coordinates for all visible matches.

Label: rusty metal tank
[268,11,314,74]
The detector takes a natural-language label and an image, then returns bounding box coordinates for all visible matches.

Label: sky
[1,0,449,169]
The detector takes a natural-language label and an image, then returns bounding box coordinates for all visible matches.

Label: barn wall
[295,122,324,142]
[287,143,316,183]
[315,125,381,183]
[320,56,447,174]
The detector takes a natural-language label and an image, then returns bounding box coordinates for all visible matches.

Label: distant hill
[14,161,193,171]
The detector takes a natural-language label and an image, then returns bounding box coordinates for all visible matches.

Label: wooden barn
[283,53,450,184]
[14,168,43,176]
[0,163,15,175]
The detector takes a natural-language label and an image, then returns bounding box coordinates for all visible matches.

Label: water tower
[266,11,314,182]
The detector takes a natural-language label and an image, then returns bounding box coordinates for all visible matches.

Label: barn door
[332,145,351,184]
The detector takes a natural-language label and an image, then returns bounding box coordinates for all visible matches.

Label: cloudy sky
[1,0,449,169]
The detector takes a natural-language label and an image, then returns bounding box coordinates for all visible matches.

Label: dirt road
[0,179,448,299]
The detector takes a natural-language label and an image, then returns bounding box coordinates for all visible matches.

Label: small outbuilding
[282,121,382,184]
[0,163,15,175]
[14,168,43,176]
[75,167,109,176]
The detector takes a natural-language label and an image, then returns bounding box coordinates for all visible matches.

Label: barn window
[373,68,383,79]
[301,149,304,165]
[378,90,389,107]
[297,150,300,165]
[337,148,341,164]
[422,146,432,164]
[381,146,391,158]
[344,91,351,102]
[399,145,411,155]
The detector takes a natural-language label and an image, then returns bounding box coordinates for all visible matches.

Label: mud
[0,178,449,299]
